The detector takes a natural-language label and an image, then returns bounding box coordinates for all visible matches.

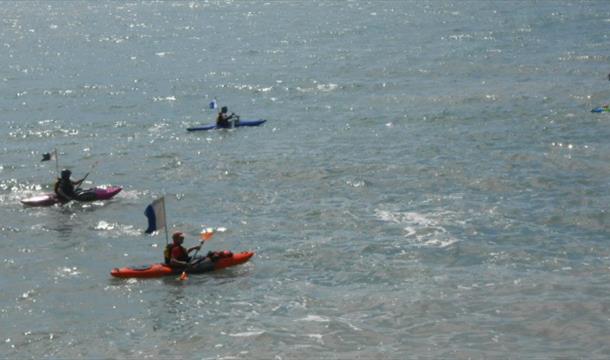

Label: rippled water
[2,1,610,358]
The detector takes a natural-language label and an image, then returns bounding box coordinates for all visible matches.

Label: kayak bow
[591,106,610,113]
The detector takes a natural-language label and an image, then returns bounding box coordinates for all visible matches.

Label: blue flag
[144,197,166,234]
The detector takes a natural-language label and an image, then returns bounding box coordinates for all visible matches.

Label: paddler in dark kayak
[164,231,203,268]
[54,169,86,202]
[216,106,237,128]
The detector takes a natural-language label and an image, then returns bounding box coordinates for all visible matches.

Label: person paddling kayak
[54,169,86,202]
[164,231,202,269]
[216,106,238,128]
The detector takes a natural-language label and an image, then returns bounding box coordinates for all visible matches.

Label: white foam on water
[94,221,141,237]
[307,334,324,343]
[228,330,265,337]
[55,267,80,278]
[375,209,459,248]
[296,315,330,322]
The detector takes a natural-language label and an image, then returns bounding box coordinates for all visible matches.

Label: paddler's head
[221,106,228,114]
[60,169,71,180]
[172,231,185,244]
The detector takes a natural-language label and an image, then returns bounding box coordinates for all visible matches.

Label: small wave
[317,83,338,92]
[228,330,265,337]
[1,180,42,193]
[148,122,169,133]
[94,221,141,237]
[2,182,46,205]
[55,266,80,278]
[19,289,37,302]
[558,54,609,62]
[95,220,116,230]
[346,178,368,188]
[152,96,176,102]
[116,189,145,200]
[375,209,459,248]
[296,315,330,323]
[296,83,339,93]
[9,128,79,139]
[307,334,324,343]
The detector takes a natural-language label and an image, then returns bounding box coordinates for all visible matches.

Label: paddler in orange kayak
[164,231,202,269]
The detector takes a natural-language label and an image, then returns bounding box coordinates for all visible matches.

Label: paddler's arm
[73,178,86,186]
[170,257,191,268]
[73,172,89,186]
[187,244,202,254]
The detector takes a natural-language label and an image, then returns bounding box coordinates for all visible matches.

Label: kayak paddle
[178,228,220,281]
[75,160,99,191]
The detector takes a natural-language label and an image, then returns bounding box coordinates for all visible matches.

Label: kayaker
[54,169,86,202]
[216,106,236,128]
[164,231,202,268]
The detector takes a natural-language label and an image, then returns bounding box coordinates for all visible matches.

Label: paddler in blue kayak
[164,231,203,268]
[54,169,86,202]
[216,106,237,128]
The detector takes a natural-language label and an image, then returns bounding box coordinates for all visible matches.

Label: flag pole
[163,195,169,245]
[54,148,59,174]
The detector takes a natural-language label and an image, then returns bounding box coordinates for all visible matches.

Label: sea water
[1,1,610,358]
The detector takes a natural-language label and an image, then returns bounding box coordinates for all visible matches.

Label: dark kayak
[21,186,122,207]
[187,119,266,132]
[110,251,254,278]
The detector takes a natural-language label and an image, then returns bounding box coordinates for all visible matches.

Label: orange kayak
[110,251,254,278]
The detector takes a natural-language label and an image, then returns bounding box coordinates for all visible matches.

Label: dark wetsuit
[54,178,78,201]
[216,112,233,128]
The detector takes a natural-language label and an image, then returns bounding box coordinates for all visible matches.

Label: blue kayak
[187,119,266,132]
[591,106,610,113]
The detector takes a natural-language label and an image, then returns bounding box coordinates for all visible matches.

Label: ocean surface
[1,1,610,358]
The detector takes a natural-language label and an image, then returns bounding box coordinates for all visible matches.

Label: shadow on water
[46,206,77,241]
[51,221,75,241]
[150,277,211,333]
[108,265,253,333]
[44,201,114,241]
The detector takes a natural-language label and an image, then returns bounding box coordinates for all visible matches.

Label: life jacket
[55,178,76,199]
[216,112,231,127]
[164,244,188,265]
